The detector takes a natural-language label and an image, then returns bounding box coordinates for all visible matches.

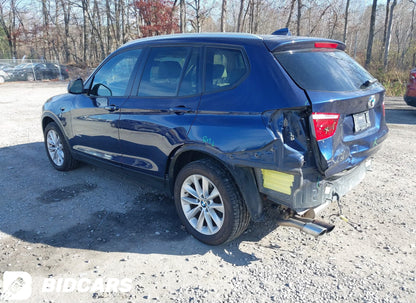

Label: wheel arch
[42,115,56,132]
[42,113,73,151]
[41,112,67,134]
[168,145,264,221]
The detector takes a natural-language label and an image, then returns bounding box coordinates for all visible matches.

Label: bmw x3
[42,33,388,245]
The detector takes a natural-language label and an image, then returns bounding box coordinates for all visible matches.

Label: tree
[0,0,20,58]
[180,0,186,32]
[236,0,244,32]
[220,0,227,32]
[134,0,179,37]
[381,0,391,59]
[297,0,302,36]
[383,0,397,69]
[343,0,350,43]
[285,0,296,28]
[365,0,377,68]
[188,0,213,33]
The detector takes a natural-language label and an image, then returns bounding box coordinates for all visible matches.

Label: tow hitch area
[277,216,335,237]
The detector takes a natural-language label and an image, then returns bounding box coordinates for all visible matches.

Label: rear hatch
[271,39,388,177]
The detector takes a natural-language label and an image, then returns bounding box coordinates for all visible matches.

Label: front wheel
[44,122,78,171]
[174,159,250,245]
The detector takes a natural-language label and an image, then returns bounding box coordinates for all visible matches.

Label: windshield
[274,49,375,92]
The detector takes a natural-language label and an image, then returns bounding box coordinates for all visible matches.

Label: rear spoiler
[265,38,346,52]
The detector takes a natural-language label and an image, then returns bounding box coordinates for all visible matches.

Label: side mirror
[68,78,84,94]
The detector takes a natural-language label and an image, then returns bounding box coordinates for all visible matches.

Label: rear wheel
[44,122,78,171]
[27,73,35,81]
[0,76,5,83]
[174,159,250,245]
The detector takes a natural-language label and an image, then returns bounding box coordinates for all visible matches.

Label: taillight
[410,72,416,80]
[314,42,338,49]
[382,102,386,117]
[312,113,340,141]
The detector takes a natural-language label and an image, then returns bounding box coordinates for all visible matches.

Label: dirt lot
[0,81,415,303]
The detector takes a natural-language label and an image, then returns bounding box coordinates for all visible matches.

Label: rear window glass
[274,50,375,92]
[205,48,247,93]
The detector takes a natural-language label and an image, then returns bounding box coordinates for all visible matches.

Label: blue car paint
[117,95,201,177]
[306,86,388,176]
[69,94,124,159]
[42,33,388,218]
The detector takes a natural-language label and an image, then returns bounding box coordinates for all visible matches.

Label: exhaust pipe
[278,216,335,237]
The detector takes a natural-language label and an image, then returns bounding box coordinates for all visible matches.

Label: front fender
[41,93,75,139]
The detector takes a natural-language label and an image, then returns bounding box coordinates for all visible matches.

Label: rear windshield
[274,49,375,92]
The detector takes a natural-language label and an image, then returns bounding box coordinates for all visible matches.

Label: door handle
[104,105,119,112]
[168,106,192,115]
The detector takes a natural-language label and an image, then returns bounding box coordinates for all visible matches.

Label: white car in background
[0,69,10,83]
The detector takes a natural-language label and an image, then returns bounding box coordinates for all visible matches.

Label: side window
[178,48,200,96]
[138,47,190,97]
[204,47,248,93]
[90,49,142,97]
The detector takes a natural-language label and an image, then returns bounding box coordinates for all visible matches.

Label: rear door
[274,44,388,177]
[117,46,202,177]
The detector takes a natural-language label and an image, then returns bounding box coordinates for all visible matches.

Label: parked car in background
[0,69,10,83]
[7,62,69,81]
[404,68,416,107]
[0,63,13,71]
[41,32,388,245]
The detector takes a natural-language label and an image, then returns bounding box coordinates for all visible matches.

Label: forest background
[1,0,415,96]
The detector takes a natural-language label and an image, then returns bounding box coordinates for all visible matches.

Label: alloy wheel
[180,174,225,235]
[46,129,64,167]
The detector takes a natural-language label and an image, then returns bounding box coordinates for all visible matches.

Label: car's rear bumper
[255,158,371,213]
[404,95,416,107]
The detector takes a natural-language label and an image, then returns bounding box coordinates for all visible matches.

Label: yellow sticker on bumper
[261,169,294,195]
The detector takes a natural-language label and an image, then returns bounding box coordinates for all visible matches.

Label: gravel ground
[0,81,415,303]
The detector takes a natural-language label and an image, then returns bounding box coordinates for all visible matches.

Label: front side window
[90,49,142,97]
[138,47,191,97]
[204,47,248,93]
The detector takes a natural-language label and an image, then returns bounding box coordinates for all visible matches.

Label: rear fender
[225,108,311,171]
[168,144,264,221]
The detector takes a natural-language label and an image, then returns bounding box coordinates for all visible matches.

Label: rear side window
[179,48,200,96]
[205,47,248,93]
[138,47,190,97]
[274,50,375,92]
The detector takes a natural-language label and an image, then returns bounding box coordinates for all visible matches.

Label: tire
[174,159,250,245]
[27,73,35,81]
[0,76,4,84]
[44,122,78,171]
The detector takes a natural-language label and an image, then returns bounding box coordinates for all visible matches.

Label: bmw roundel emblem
[368,95,376,109]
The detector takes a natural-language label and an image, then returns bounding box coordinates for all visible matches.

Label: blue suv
[42,33,388,245]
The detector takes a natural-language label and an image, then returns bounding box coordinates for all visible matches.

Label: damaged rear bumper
[254,158,371,213]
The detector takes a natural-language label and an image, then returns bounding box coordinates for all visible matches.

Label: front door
[70,49,143,163]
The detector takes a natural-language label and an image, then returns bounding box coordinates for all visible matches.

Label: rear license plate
[353,111,371,132]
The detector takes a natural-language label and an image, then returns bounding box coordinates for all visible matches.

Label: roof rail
[271,28,291,36]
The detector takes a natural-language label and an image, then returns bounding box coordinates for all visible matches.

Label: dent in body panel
[307,88,389,177]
